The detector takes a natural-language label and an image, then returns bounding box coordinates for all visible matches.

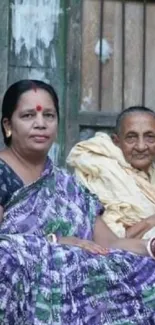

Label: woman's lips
[133,154,148,159]
[31,135,49,142]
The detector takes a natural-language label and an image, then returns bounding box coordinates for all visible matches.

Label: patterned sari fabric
[0,159,155,325]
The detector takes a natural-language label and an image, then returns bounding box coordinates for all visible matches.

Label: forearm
[94,217,117,247]
[94,217,148,256]
[109,238,148,256]
[126,220,150,238]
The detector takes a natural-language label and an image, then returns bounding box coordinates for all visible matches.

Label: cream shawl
[67,132,155,239]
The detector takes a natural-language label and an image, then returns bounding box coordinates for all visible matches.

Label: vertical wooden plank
[56,0,68,165]
[65,0,82,160]
[101,0,115,112]
[145,3,155,110]
[102,0,122,113]
[124,2,143,108]
[0,0,9,148]
[0,0,9,98]
[81,0,100,112]
[81,0,122,113]
[112,1,123,113]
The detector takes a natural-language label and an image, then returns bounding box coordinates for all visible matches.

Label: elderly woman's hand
[58,236,109,255]
[126,214,155,239]
[146,214,155,227]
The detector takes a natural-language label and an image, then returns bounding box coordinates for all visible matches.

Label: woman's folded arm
[93,216,148,256]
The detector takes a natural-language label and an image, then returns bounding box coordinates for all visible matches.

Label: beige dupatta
[67,132,155,239]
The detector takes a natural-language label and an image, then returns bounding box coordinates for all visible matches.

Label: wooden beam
[78,111,117,127]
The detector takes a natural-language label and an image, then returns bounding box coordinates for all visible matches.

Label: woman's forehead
[121,113,155,134]
[16,89,55,108]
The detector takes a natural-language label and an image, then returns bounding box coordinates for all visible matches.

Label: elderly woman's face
[114,113,155,172]
[6,88,58,155]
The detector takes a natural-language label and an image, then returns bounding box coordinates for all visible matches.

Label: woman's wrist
[58,236,79,245]
[47,233,57,243]
[126,220,149,239]
[110,238,148,256]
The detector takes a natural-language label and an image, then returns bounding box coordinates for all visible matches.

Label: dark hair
[115,106,155,134]
[1,79,60,146]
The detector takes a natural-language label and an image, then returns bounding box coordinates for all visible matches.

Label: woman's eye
[44,113,55,118]
[127,135,136,139]
[22,114,34,118]
[126,135,136,143]
[146,135,155,142]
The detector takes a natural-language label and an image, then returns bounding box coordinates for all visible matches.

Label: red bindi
[36,105,43,112]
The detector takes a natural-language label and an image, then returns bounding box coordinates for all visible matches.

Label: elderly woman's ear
[111,133,120,147]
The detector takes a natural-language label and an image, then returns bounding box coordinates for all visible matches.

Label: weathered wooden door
[65,0,155,164]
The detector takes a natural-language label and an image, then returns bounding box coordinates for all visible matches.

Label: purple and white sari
[0,158,155,325]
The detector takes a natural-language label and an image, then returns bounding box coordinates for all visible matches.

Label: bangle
[147,237,155,259]
[47,233,57,243]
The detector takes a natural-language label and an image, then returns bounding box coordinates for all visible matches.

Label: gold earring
[6,130,12,138]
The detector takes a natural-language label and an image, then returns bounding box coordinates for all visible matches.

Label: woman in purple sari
[0,79,155,325]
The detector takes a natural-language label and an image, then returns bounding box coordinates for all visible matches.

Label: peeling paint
[11,0,61,67]
[95,38,113,64]
[81,88,93,110]
[28,69,50,83]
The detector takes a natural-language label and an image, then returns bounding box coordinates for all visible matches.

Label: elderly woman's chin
[130,156,153,172]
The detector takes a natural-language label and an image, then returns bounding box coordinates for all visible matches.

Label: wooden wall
[1,1,155,163]
[81,0,155,113]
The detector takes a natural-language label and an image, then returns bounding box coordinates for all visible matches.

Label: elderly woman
[0,81,155,325]
[67,106,155,240]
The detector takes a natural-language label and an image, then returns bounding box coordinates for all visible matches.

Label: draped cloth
[67,132,155,238]
[0,158,155,323]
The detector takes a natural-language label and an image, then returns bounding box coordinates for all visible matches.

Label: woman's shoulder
[0,151,17,176]
[52,165,104,219]
[0,150,13,171]
[53,165,79,188]
[54,165,103,203]
[0,153,12,173]
[0,151,23,206]
[52,165,86,195]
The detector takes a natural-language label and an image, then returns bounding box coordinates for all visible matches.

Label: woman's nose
[136,138,147,151]
[34,114,46,128]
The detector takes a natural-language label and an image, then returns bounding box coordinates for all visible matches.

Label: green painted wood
[55,0,69,166]
[0,0,9,99]
[65,0,82,161]
[0,0,9,148]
